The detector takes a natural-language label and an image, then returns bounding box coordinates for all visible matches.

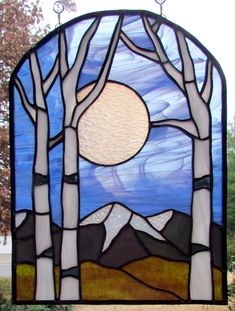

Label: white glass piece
[64,127,77,176]
[177,31,194,82]
[60,277,79,300]
[191,189,210,247]
[130,214,165,241]
[35,110,48,175]
[147,210,173,231]
[80,204,112,226]
[35,258,55,300]
[30,52,46,110]
[194,139,210,178]
[61,230,78,270]
[35,214,52,256]
[103,203,131,252]
[34,184,50,214]
[164,62,183,90]
[185,83,209,139]
[190,251,212,300]
[15,212,27,228]
[62,183,78,229]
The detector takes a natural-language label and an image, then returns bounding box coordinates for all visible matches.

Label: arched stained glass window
[10,10,227,304]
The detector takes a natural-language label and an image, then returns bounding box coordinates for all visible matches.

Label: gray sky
[42,0,235,122]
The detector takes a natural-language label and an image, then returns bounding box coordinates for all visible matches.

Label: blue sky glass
[13,13,224,225]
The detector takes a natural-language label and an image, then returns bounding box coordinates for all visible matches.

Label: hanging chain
[154,0,167,16]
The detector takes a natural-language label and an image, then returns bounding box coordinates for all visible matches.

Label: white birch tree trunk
[123,16,214,300]
[176,32,213,300]
[58,16,123,300]
[60,127,79,300]
[34,109,55,300]
[190,138,213,300]
[30,53,56,300]
[15,51,59,300]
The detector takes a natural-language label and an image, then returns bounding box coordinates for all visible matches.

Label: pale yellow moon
[77,81,149,166]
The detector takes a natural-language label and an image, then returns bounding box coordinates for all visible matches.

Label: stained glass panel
[10,10,226,304]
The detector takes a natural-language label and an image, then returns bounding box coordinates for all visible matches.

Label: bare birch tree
[121,14,214,300]
[58,15,123,300]
[15,51,59,300]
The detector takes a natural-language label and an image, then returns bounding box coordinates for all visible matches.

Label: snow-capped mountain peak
[80,203,170,253]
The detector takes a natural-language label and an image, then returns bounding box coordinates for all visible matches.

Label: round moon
[77,81,150,166]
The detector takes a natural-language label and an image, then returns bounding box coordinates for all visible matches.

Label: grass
[0,277,72,310]
[0,278,11,300]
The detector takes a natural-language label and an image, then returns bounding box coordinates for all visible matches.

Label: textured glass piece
[80,204,112,226]
[148,210,173,231]
[190,251,212,300]
[35,258,55,300]
[60,277,80,300]
[191,189,211,246]
[15,212,27,228]
[103,204,131,251]
[194,139,210,178]
[62,183,79,228]
[130,214,165,240]
[10,9,226,304]
[34,185,50,213]
[61,230,78,269]
[35,215,52,256]
[77,82,149,165]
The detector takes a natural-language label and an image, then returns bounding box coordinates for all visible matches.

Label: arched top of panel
[10,10,226,84]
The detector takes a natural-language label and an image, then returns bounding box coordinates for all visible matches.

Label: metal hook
[155,0,167,16]
[53,1,65,27]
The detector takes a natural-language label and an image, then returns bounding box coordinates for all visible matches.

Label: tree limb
[175,31,210,139]
[175,30,195,83]
[14,77,36,122]
[120,31,159,62]
[143,15,184,91]
[152,21,160,33]
[70,17,101,79]
[49,131,63,150]
[201,59,213,103]
[151,119,199,138]
[61,18,101,125]
[59,30,69,79]
[43,55,59,95]
[30,52,46,110]
[72,15,124,127]
[143,15,168,63]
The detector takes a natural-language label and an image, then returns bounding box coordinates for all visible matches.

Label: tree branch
[30,52,46,110]
[201,59,213,103]
[143,15,168,63]
[70,17,101,80]
[61,18,101,125]
[152,21,160,33]
[59,30,69,79]
[175,30,195,83]
[151,119,199,138]
[49,131,63,150]
[43,55,59,95]
[14,77,36,122]
[175,31,210,139]
[120,31,159,62]
[143,16,184,91]
[72,15,123,127]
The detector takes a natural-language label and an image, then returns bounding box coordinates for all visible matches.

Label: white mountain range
[80,203,173,252]
[15,203,174,253]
